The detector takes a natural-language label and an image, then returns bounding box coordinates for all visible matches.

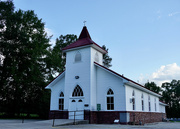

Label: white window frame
[154,98,157,112]
[59,91,64,110]
[72,85,84,97]
[106,88,114,110]
[74,51,81,62]
[95,52,99,62]
[141,93,144,111]
[148,95,151,112]
[132,90,135,110]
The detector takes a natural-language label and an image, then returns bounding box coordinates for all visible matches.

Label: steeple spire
[62,26,107,54]
[78,26,91,39]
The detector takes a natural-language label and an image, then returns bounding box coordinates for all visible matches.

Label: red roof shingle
[62,26,107,53]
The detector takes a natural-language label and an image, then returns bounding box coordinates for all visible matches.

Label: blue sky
[13,0,180,86]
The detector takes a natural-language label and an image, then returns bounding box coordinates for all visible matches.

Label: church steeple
[62,26,107,54]
[78,26,91,40]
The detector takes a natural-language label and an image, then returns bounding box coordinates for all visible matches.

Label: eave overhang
[125,81,162,97]
[45,71,65,89]
[159,101,168,106]
[62,43,107,54]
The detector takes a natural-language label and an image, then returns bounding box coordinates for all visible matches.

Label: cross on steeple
[83,21,86,26]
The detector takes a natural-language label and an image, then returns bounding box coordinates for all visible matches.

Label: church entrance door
[69,98,84,120]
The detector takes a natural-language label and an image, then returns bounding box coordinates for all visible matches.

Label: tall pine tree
[0,0,51,117]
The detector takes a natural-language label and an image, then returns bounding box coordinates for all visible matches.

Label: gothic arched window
[72,85,84,97]
[132,90,135,110]
[75,51,81,62]
[107,88,114,110]
[148,95,151,111]
[154,98,157,112]
[59,91,64,110]
[141,93,144,111]
[95,52,99,62]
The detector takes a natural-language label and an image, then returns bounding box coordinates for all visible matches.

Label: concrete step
[53,119,89,126]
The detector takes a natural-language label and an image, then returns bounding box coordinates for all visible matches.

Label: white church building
[45,26,167,124]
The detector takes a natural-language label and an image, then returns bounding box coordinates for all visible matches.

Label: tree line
[0,0,112,119]
[144,80,180,118]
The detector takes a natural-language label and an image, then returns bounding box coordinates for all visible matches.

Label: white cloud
[50,39,56,47]
[139,63,180,86]
[45,28,54,37]
[156,10,162,20]
[168,12,180,17]
[44,28,56,46]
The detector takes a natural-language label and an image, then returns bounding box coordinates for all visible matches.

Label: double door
[69,98,84,119]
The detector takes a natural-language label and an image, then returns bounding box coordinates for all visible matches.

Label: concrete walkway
[0,119,88,129]
[0,119,180,129]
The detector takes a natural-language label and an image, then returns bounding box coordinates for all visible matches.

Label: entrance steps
[52,119,89,126]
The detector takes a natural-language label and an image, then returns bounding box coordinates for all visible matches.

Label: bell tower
[62,26,107,118]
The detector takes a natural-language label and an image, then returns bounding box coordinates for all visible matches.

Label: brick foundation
[85,111,166,124]
[129,111,166,124]
[49,110,68,119]
[84,111,120,124]
[49,110,166,125]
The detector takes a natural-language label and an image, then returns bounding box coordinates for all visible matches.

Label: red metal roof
[62,26,107,53]
[78,26,91,39]
[62,37,94,51]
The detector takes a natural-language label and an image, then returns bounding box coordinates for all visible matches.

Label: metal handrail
[69,110,84,125]
[52,110,84,126]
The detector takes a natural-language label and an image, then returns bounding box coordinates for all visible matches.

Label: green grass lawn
[169,120,180,122]
[0,112,39,119]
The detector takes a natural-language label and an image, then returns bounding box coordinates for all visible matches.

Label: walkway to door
[0,119,89,129]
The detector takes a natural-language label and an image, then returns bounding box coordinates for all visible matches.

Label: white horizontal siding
[96,66,126,111]
[50,77,65,110]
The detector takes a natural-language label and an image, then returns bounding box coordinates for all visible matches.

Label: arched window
[141,93,144,111]
[72,85,84,97]
[59,91,64,110]
[75,51,81,62]
[132,90,135,110]
[95,52,99,62]
[148,95,151,111]
[107,88,114,110]
[154,98,156,112]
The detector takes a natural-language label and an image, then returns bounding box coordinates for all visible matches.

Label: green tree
[144,82,161,94]
[161,80,180,118]
[0,0,51,118]
[102,45,112,68]
[52,34,77,72]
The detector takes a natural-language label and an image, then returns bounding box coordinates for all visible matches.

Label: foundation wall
[49,110,166,124]
[49,110,68,119]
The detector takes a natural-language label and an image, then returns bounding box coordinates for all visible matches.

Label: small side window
[59,91,64,110]
[95,52,99,62]
[75,51,81,62]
